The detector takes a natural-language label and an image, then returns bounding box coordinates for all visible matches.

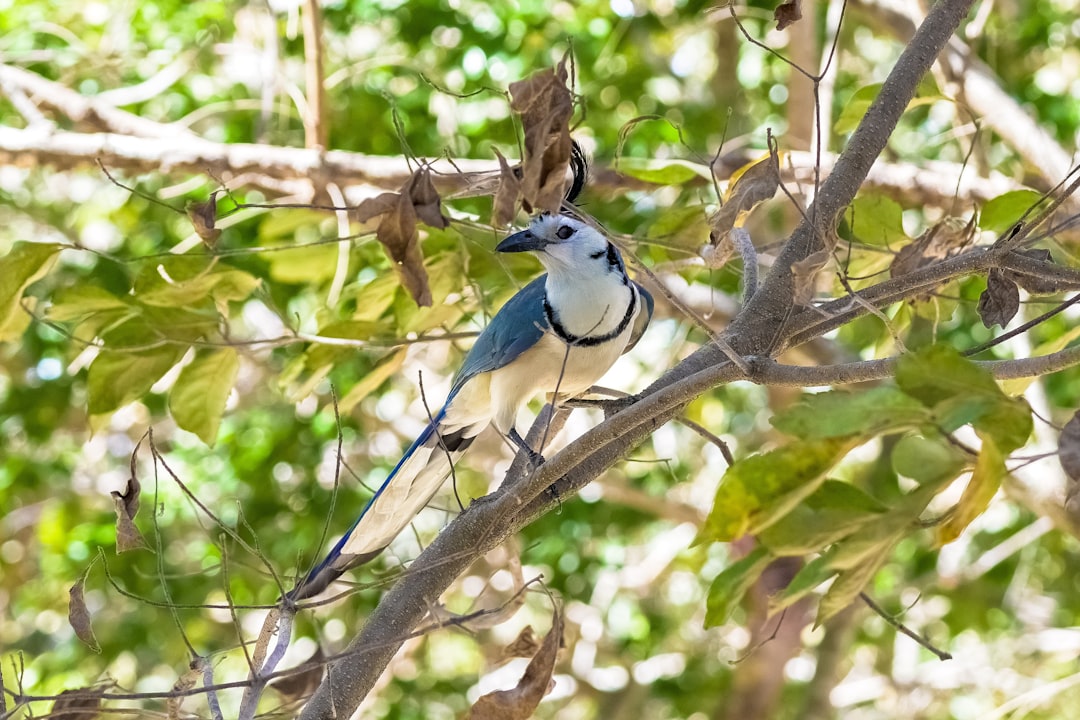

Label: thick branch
[0,62,196,139]
[0,127,1021,208]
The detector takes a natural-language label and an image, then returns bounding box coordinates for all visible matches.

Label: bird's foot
[508,427,546,469]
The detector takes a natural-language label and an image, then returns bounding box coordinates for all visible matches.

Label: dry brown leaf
[409,166,450,230]
[48,687,104,720]
[187,193,221,248]
[68,568,100,653]
[352,168,449,307]
[977,268,1020,328]
[1061,411,1080,482]
[891,216,975,280]
[111,441,147,553]
[509,60,573,214]
[492,148,522,227]
[709,148,780,245]
[464,607,564,720]
[353,192,399,223]
[775,0,803,30]
[271,646,325,702]
[500,626,541,661]
[791,249,831,306]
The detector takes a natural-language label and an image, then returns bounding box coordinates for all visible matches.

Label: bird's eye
[556,225,574,240]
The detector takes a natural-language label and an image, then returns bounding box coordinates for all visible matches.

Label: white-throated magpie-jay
[290,213,653,600]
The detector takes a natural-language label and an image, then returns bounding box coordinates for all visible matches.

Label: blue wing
[450,275,550,393]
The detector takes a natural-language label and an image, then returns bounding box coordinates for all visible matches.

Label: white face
[526,214,610,273]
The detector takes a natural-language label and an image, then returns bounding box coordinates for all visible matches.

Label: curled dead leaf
[69,567,101,653]
[187,193,221,248]
[464,607,564,720]
[977,268,1020,328]
[709,148,780,245]
[492,148,522,227]
[509,59,573,214]
[112,440,147,553]
[352,168,449,307]
[775,0,803,30]
[500,626,540,661]
[891,216,975,280]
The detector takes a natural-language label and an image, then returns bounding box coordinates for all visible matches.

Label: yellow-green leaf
[87,346,184,415]
[616,157,710,185]
[700,438,855,543]
[935,435,1005,545]
[979,190,1043,234]
[169,348,240,445]
[845,193,908,246]
[0,241,62,341]
[338,348,408,414]
[758,480,887,555]
[772,386,928,440]
[817,541,891,626]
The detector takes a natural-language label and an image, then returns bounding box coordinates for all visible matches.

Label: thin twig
[859,592,952,661]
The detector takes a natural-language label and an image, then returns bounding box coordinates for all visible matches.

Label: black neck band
[543,287,637,347]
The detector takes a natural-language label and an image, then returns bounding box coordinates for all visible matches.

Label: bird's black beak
[495,229,547,253]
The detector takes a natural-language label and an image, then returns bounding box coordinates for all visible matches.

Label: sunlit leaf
[0,241,62,341]
[846,193,908,246]
[169,348,240,445]
[87,346,185,415]
[338,348,408,414]
[700,438,855,543]
[979,189,1043,234]
[817,542,891,626]
[771,386,928,440]
[935,435,1005,545]
[45,285,131,322]
[617,157,709,185]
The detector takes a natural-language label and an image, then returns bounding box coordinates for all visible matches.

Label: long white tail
[288,404,483,601]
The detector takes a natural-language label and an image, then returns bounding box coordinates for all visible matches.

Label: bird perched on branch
[290,154,654,601]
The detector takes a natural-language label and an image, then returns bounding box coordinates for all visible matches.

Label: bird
[289,212,653,601]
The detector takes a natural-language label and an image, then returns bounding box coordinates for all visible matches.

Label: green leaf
[769,554,838,615]
[704,546,772,627]
[827,481,941,573]
[934,435,1005,545]
[169,348,240,445]
[845,193,908,246]
[87,346,185,415]
[338,348,408,414]
[758,480,888,555]
[834,84,883,134]
[700,438,855,543]
[266,243,340,284]
[772,387,929,440]
[817,542,891,626]
[979,190,1042,234]
[616,157,710,185]
[892,435,968,485]
[0,241,62,341]
[134,257,260,307]
[896,345,1032,452]
[835,84,941,135]
[1002,323,1080,395]
[645,205,710,247]
[45,286,131,322]
[896,344,998,405]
